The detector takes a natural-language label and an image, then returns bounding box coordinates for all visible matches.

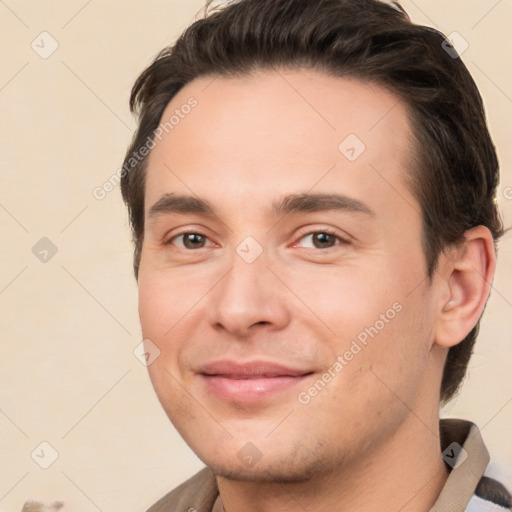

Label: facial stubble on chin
[206,437,356,484]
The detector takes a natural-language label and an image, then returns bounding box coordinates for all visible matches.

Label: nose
[207,248,291,338]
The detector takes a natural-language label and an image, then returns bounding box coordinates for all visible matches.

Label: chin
[208,461,322,484]
[199,441,340,484]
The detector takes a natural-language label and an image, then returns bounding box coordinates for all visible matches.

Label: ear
[434,226,496,348]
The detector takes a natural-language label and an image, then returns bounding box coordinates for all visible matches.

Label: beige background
[1,1,511,510]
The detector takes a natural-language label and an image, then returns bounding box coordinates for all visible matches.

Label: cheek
[138,273,196,418]
[284,263,396,341]
[137,266,204,339]
[289,264,430,395]
[137,268,212,386]
[138,276,169,339]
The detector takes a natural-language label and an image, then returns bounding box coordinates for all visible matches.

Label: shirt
[145,418,512,512]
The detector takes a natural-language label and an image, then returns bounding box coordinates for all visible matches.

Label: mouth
[197,360,314,403]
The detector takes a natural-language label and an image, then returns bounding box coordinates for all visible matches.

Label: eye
[166,229,348,251]
[168,232,215,250]
[295,230,349,249]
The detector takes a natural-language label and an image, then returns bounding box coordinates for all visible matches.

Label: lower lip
[200,374,311,403]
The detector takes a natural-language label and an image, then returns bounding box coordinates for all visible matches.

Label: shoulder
[466,476,512,511]
[146,467,218,512]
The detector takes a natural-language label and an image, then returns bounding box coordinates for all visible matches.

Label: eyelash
[166,228,349,250]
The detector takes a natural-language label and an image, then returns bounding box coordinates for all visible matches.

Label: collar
[430,418,490,511]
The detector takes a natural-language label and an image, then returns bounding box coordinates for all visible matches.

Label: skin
[137,69,495,511]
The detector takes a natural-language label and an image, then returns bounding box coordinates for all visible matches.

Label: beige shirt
[146,419,511,512]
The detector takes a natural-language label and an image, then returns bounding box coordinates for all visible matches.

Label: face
[138,69,444,482]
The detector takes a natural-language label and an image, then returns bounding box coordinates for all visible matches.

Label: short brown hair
[120,0,504,404]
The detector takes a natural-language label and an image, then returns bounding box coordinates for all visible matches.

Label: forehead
[144,68,417,220]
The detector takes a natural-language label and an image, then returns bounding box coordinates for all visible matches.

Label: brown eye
[297,231,346,249]
[170,232,211,249]
[312,232,337,248]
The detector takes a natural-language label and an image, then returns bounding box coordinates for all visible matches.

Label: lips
[198,360,313,403]
[199,360,311,378]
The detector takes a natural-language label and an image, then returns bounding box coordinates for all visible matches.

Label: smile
[197,360,314,403]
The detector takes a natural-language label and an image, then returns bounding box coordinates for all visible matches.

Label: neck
[215,414,449,512]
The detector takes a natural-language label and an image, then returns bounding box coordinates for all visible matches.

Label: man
[120,0,511,510]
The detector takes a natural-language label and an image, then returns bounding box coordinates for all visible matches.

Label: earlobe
[434,226,496,348]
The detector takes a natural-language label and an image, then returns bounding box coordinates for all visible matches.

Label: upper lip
[198,360,313,378]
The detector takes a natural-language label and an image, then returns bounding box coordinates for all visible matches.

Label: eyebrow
[148,192,374,219]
